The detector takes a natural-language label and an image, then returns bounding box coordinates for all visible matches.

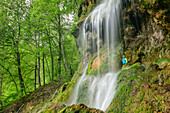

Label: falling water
[66,0,122,111]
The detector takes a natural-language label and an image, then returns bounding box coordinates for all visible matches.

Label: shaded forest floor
[1,80,65,113]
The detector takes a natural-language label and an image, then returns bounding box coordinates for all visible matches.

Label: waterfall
[66,0,122,111]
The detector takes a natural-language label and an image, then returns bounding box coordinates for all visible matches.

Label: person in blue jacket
[121,55,127,65]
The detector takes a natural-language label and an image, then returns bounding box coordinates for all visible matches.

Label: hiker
[121,55,127,65]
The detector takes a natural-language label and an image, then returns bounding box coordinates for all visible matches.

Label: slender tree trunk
[51,54,54,80]
[41,30,45,85]
[16,25,25,96]
[37,54,41,86]
[49,39,54,80]
[0,40,5,107]
[16,41,25,96]
[34,31,37,90]
[58,14,62,77]
[37,32,41,87]
[45,56,51,80]
[42,52,45,85]
[34,58,37,90]
[61,36,67,72]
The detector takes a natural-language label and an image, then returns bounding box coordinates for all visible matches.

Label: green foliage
[0,0,81,110]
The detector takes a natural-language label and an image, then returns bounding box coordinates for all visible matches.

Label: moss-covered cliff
[121,0,169,67]
[44,0,169,112]
[105,0,170,112]
[106,62,169,112]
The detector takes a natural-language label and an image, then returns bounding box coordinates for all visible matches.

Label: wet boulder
[59,103,104,113]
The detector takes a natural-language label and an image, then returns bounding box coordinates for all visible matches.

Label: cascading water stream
[66,0,122,111]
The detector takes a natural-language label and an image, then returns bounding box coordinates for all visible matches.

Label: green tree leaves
[0,0,81,109]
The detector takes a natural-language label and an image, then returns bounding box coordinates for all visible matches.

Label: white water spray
[66,0,122,111]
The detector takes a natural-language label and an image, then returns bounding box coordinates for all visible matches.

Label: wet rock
[96,0,103,5]
[60,103,104,113]
[96,39,103,48]
[125,26,136,37]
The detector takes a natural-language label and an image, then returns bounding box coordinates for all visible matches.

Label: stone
[59,103,104,113]
[125,26,136,37]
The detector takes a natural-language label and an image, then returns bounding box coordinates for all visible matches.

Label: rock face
[75,0,169,67]
[104,0,170,112]
[121,0,169,66]
[46,0,169,112]
[78,0,96,23]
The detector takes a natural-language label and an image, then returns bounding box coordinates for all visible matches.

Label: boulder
[59,103,104,113]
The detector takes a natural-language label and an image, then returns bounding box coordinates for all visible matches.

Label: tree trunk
[51,54,54,80]
[41,30,45,85]
[35,58,37,90]
[45,56,51,80]
[37,54,41,86]
[61,36,67,72]
[16,25,25,96]
[16,41,25,96]
[37,32,41,87]
[58,14,62,77]
[0,40,5,107]
[42,52,45,85]
[49,39,54,80]
[34,31,37,90]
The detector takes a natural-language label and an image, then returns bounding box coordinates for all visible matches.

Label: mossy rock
[106,62,170,113]
[155,58,170,69]
[71,61,84,82]
[45,103,66,113]
[59,103,104,113]
[87,47,122,76]
[55,82,75,103]
[78,0,96,24]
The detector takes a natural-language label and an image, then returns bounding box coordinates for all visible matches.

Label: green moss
[55,82,75,103]
[106,62,169,113]
[106,64,145,112]
[58,104,104,113]
[155,57,170,65]
[87,52,98,75]
[71,61,83,82]
[78,1,96,24]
